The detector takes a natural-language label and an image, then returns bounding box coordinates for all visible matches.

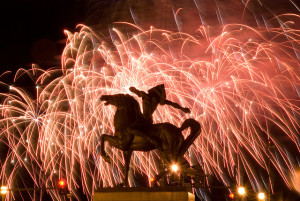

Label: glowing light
[293,170,300,193]
[238,187,246,196]
[258,192,265,200]
[171,164,179,172]
[0,186,8,195]
[58,180,66,187]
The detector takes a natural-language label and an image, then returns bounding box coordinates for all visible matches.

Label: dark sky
[0,0,88,72]
[0,0,299,74]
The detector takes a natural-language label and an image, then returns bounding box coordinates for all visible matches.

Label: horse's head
[100,95,114,106]
[100,94,141,112]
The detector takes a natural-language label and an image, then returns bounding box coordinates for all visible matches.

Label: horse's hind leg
[122,150,132,187]
[100,134,118,163]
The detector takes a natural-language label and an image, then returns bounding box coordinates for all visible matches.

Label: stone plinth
[93,187,195,201]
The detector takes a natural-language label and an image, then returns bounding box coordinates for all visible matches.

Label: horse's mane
[116,94,142,114]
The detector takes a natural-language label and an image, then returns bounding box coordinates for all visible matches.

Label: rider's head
[148,84,166,104]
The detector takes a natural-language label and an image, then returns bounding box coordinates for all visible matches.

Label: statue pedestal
[93,187,195,201]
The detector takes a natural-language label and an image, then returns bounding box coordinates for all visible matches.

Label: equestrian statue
[99,84,201,186]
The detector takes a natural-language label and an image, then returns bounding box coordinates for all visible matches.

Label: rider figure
[129,84,190,126]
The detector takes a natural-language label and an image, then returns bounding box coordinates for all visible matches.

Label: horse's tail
[178,118,201,157]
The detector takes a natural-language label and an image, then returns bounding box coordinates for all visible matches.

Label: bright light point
[24,158,27,161]
[258,192,265,200]
[58,180,65,187]
[11,160,14,164]
[238,187,246,195]
[9,86,13,90]
[150,178,155,182]
[1,186,8,195]
[171,164,179,172]
[36,85,39,89]
[229,193,234,199]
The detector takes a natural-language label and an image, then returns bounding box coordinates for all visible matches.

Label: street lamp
[171,164,179,172]
[237,186,246,201]
[1,186,8,201]
[238,186,246,196]
[258,192,265,200]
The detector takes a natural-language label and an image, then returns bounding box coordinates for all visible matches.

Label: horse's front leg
[100,134,118,163]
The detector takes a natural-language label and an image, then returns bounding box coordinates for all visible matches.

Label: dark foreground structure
[94,187,194,201]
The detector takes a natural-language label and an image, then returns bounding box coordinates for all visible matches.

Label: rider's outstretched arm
[129,87,147,98]
[163,99,191,113]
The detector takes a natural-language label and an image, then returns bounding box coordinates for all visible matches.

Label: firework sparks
[0,11,300,201]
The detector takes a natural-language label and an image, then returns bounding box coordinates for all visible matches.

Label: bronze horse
[100,94,201,186]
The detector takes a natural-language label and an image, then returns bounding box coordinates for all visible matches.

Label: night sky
[1,0,299,73]
[0,0,88,72]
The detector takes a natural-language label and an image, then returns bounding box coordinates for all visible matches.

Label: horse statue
[99,93,201,186]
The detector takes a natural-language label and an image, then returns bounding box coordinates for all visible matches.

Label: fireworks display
[0,1,300,200]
